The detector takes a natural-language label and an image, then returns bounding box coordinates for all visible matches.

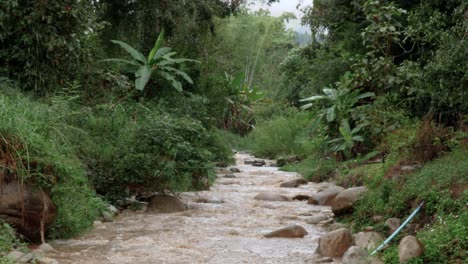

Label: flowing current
[48,154,339,263]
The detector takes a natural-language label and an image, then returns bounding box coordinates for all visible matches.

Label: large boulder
[354,231,383,250]
[264,224,308,238]
[254,192,292,202]
[0,181,56,241]
[398,235,424,263]
[280,178,308,188]
[146,194,186,213]
[331,186,367,215]
[316,228,354,257]
[308,186,345,206]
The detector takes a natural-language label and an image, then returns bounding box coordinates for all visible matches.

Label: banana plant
[328,119,365,159]
[104,29,199,92]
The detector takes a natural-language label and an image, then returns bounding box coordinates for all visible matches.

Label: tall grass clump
[0,83,103,238]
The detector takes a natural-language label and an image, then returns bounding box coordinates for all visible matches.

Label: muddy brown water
[48,154,340,264]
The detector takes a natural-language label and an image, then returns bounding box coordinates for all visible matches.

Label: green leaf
[300,95,325,102]
[110,40,146,64]
[159,71,183,92]
[323,88,338,100]
[355,92,375,100]
[352,135,364,142]
[148,29,165,64]
[163,67,194,84]
[326,106,336,122]
[135,65,152,91]
[152,47,172,62]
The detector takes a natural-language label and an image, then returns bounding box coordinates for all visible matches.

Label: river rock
[229,167,241,173]
[328,222,348,231]
[223,174,237,178]
[102,211,114,222]
[6,250,25,261]
[17,253,33,263]
[254,192,292,202]
[280,178,308,188]
[308,186,345,206]
[385,218,401,234]
[331,186,367,215]
[195,197,224,204]
[0,181,56,241]
[292,194,310,201]
[215,167,231,174]
[354,232,383,250]
[264,224,308,238]
[146,194,186,213]
[316,228,354,257]
[305,215,329,224]
[244,159,254,165]
[38,243,55,253]
[398,235,424,263]
[37,257,59,264]
[342,246,368,264]
[252,160,266,166]
[276,155,300,167]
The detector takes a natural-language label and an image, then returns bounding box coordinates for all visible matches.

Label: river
[47,153,339,263]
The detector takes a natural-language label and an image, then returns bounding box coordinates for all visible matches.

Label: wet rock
[215,167,231,174]
[398,235,424,263]
[331,186,367,216]
[229,167,241,173]
[6,250,25,261]
[214,162,228,167]
[93,220,103,227]
[195,197,224,204]
[107,204,119,214]
[146,194,186,213]
[354,232,383,250]
[252,159,266,166]
[342,246,368,264]
[264,224,308,238]
[0,181,56,241]
[308,187,345,206]
[253,192,292,202]
[292,194,310,201]
[36,257,59,264]
[38,243,55,253]
[328,222,348,231]
[102,211,114,222]
[305,215,329,225]
[316,228,354,257]
[223,174,237,178]
[244,159,254,165]
[276,155,300,167]
[17,253,33,263]
[280,178,308,188]
[385,218,401,234]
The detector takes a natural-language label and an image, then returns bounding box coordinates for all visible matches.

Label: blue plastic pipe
[370,201,425,256]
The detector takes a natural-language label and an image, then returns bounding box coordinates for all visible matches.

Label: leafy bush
[71,101,226,202]
[0,221,19,262]
[0,87,103,238]
[248,109,312,158]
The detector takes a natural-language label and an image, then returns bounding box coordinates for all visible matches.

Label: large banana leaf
[110,40,146,64]
[135,65,152,91]
[148,29,165,65]
[159,71,182,92]
[163,66,194,84]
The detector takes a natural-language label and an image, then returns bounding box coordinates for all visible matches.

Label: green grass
[0,90,104,238]
[350,148,468,262]
[282,156,336,182]
[0,221,22,264]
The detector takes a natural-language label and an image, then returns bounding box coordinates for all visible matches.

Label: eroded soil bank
[47,154,340,263]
